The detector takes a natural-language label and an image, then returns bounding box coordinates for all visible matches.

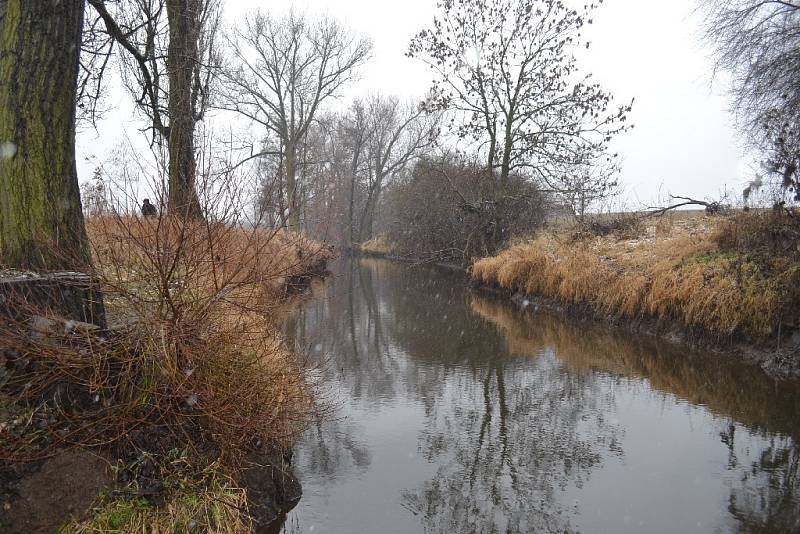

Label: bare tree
[408,0,630,193]
[81,167,111,217]
[221,9,372,230]
[287,96,439,245]
[700,0,800,202]
[561,162,620,222]
[341,102,370,245]
[358,95,440,241]
[78,8,116,127]
[87,0,222,217]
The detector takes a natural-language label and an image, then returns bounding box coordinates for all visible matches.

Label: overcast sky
[76,0,749,207]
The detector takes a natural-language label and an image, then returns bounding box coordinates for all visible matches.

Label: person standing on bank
[141,198,157,218]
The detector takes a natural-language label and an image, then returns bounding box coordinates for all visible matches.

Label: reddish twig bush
[0,211,333,470]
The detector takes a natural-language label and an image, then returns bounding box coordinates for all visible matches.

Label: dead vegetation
[62,456,253,534]
[357,235,396,257]
[0,213,333,530]
[472,210,800,340]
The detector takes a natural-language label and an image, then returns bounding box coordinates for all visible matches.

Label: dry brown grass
[472,212,800,339]
[85,216,332,309]
[1,211,335,529]
[1,213,334,470]
[357,234,396,256]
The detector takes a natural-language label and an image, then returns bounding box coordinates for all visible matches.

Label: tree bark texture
[166,0,202,218]
[285,143,299,230]
[0,0,91,271]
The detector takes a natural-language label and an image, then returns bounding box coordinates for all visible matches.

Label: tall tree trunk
[348,174,357,245]
[365,179,382,241]
[166,0,202,218]
[0,0,90,271]
[285,143,299,230]
[500,129,512,183]
[358,177,382,242]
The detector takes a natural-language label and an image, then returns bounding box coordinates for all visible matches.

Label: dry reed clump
[2,214,326,463]
[472,212,799,339]
[85,216,332,308]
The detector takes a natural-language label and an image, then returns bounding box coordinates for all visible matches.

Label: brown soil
[240,447,302,529]
[1,451,112,533]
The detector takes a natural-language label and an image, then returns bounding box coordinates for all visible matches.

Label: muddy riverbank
[353,248,800,380]
[471,281,800,379]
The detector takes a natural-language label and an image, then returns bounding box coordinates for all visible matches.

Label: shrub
[712,209,800,258]
[0,212,333,525]
[382,155,548,265]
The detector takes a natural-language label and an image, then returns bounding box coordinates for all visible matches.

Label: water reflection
[276,259,800,534]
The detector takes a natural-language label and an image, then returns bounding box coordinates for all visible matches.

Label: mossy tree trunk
[0,0,91,271]
[166,0,203,219]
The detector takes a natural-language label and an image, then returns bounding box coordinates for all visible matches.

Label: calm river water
[273,258,800,534]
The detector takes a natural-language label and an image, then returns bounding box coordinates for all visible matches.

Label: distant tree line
[1,0,632,272]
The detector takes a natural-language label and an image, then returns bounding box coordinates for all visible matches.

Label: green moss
[60,460,252,533]
[67,496,151,532]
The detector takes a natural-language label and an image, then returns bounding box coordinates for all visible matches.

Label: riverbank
[471,211,800,378]
[354,211,800,378]
[1,217,333,533]
[350,236,465,272]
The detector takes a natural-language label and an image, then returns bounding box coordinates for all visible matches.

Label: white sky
[76,0,750,207]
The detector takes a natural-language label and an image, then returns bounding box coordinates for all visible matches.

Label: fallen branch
[645,195,727,217]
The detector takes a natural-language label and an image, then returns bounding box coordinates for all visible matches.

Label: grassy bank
[1,216,333,532]
[471,211,800,351]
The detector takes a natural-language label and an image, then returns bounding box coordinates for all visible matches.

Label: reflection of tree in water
[400,355,622,533]
[283,259,467,484]
[294,415,372,484]
[290,259,509,410]
[284,259,800,533]
[722,429,800,533]
[469,296,800,439]
[344,262,626,533]
[286,260,627,532]
[471,293,800,534]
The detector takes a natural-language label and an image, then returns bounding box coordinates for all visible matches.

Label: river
[272,258,800,533]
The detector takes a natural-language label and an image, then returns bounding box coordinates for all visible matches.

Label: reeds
[358,234,395,256]
[1,213,332,463]
[472,212,799,339]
